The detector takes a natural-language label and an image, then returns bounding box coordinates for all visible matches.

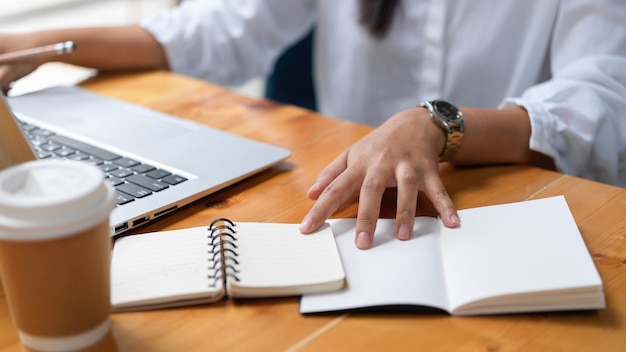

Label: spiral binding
[207,218,240,287]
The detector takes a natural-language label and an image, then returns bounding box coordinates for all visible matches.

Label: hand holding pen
[0,41,75,65]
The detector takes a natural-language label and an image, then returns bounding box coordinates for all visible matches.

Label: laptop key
[107,177,124,187]
[126,174,169,192]
[29,138,47,146]
[67,152,90,161]
[116,182,152,198]
[114,190,135,205]
[30,128,54,137]
[54,147,75,157]
[114,157,140,168]
[110,168,134,178]
[48,134,121,161]
[99,163,119,173]
[146,169,171,179]
[85,157,104,166]
[132,164,155,173]
[162,174,187,185]
[36,151,53,159]
[41,143,61,152]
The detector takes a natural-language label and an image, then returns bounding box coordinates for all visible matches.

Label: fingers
[299,152,358,234]
[422,168,460,228]
[354,165,391,249]
[299,176,361,234]
[306,151,349,200]
[394,162,419,241]
[301,155,458,252]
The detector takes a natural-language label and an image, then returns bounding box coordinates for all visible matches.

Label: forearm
[23,26,168,71]
[451,106,555,169]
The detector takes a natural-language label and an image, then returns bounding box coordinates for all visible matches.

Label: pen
[0,41,75,65]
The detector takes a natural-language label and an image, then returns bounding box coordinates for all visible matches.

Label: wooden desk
[1,71,625,351]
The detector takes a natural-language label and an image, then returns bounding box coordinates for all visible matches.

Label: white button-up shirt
[142,0,626,187]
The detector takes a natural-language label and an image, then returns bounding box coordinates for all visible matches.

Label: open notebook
[300,196,605,316]
[111,220,345,312]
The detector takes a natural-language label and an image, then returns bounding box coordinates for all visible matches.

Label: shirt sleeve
[139,0,315,86]
[502,0,626,187]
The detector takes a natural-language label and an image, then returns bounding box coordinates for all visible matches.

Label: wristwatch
[420,100,465,162]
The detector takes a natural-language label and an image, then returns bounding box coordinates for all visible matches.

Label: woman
[1,0,625,249]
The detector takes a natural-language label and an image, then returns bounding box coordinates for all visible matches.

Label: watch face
[433,100,462,121]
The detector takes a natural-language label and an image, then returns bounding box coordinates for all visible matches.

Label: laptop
[0,86,291,237]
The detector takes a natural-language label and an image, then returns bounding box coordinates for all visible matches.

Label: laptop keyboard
[18,120,187,206]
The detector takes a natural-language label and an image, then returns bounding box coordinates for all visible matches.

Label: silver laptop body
[2,86,290,237]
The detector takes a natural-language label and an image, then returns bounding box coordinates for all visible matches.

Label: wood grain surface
[1,70,624,352]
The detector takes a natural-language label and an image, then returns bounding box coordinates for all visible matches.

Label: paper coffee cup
[0,159,115,351]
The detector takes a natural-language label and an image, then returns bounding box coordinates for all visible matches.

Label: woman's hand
[299,106,460,249]
[1,27,169,93]
[0,34,42,92]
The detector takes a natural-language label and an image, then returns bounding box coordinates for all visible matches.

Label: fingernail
[356,232,371,249]
[398,224,411,240]
[307,183,320,196]
[299,218,314,233]
[451,214,460,226]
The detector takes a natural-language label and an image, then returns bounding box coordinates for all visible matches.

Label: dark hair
[359,0,401,38]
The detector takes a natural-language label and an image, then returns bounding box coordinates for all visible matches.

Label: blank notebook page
[111,228,217,306]
[233,222,345,288]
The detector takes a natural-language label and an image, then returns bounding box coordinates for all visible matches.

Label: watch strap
[419,100,465,162]
[439,129,463,162]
